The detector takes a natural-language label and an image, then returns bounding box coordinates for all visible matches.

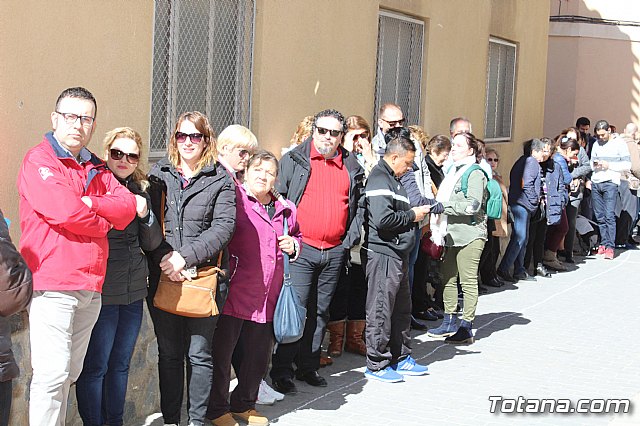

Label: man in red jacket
[17,87,136,425]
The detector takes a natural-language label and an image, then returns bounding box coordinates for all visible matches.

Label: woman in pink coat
[207,150,302,426]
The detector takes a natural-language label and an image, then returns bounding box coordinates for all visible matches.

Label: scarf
[430,156,476,246]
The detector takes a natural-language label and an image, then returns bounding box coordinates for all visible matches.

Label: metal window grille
[484,37,517,141]
[374,11,424,126]
[150,0,254,154]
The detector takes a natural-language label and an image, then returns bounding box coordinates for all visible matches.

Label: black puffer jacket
[0,209,32,382]
[147,158,236,291]
[276,138,365,249]
[101,177,163,305]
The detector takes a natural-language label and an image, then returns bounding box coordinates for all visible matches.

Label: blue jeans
[76,300,143,426]
[592,181,618,249]
[498,204,531,275]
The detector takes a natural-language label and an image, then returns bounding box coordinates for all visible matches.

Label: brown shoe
[326,319,346,357]
[211,413,239,426]
[344,320,367,356]
[319,354,333,367]
[231,409,269,426]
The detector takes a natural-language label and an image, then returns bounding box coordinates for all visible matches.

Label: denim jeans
[592,181,618,249]
[147,298,217,425]
[270,244,344,379]
[76,300,144,426]
[498,204,531,275]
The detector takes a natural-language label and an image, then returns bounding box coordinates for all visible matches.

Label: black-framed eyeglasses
[175,132,204,144]
[110,148,140,164]
[316,127,342,137]
[381,117,406,127]
[56,111,95,127]
[486,158,499,163]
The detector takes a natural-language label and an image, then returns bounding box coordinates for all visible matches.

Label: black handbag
[273,217,306,344]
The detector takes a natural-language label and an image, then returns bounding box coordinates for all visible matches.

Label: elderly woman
[427,132,488,344]
[207,151,301,426]
[76,128,162,425]
[217,124,259,182]
[478,147,509,288]
[147,111,236,426]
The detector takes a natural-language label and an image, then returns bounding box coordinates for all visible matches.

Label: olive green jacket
[442,168,488,247]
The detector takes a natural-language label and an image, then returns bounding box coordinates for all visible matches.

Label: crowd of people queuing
[1,86,639,426]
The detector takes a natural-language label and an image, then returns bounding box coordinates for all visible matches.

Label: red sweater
[296,143,350,249]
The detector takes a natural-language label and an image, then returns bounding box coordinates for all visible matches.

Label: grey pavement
[147,249,640,426]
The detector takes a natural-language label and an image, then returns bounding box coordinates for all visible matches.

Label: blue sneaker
[364,366,404,383]
[391,356,428,376]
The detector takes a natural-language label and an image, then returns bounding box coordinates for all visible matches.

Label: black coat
[147,158,236,289]
[275,139,365,249]
[101,178,163,305]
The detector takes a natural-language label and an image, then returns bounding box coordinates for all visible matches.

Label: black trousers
[329,262,367,321]
[207,315,273,419]
[525,218,547,270]
[362,249,411,372]
[479,234,499,284]
[270,244,344,379]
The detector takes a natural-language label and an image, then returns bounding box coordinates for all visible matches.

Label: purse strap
[282,214,291,283]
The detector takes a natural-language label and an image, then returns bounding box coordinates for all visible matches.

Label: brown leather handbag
[153,260,221,318]
[152,190,222,317]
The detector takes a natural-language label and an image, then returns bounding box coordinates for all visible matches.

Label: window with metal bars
[150,0,254,155]
[484,37,517,141]
[374,11,424,127]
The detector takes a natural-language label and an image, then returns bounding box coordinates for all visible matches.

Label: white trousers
[28,290,101,426]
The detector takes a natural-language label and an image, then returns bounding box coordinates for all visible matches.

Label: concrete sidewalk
[148,249,640,426]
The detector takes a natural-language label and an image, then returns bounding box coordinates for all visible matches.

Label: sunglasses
[381,117,406,127]
[316,127,342,137]
[486,158,499,163]
[110,148,140,164]
[353,133,369,141]
[175,131,204,144]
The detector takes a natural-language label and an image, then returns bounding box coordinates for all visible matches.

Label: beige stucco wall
[0,0,154,241]
[252,0,550,181]
[545,0,640,136]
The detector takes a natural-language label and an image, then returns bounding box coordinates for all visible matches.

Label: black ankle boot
[444,320,474,344]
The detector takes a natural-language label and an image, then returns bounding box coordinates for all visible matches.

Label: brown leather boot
[326,320,346,357]
[344,320,367,356]
[319,354,333,367]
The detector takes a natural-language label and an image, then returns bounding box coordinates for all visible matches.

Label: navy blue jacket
[507,155,541,213]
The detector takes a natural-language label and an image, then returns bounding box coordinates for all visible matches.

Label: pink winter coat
[222,185,302,323]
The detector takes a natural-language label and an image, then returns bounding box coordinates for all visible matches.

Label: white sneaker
[260,379,284,401]
[256,381,276,405]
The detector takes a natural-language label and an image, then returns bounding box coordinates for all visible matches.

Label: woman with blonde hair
[147,112,236,426]
[76,127,163,425]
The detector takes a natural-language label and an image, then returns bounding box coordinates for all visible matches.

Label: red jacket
[17,133,137,292]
